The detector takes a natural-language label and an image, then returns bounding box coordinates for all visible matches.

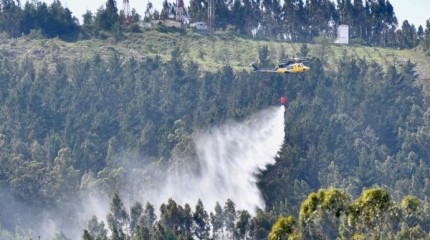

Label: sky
[45,0,429,28]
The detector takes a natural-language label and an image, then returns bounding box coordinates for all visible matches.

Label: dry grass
[2,29,429,82]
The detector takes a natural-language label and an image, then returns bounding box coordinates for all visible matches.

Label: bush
[128,23,142,33]
[350,38,367,46]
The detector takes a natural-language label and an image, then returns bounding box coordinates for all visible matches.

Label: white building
[190,22,208,31]
[335,25,349,44]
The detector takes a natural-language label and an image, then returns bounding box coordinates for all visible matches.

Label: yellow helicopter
[252,58,310,74]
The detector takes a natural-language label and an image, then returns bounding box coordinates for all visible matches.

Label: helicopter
[252,57,310,74]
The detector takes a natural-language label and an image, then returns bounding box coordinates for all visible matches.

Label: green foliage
[401,196,420,214]
[236,210,252,239]
[76,190,430,239]
[285,189,430,239]
[223,199,237,238]
[130,202,143,237]
[107,192,129,235]
[257,45,271,67]
[27,29,44,40]
[268,215,296,240]
[250,209,278,239]
[80,197,254,240]
[312,33,333,62]
[351,233,366,240]
[192,200,209,239]
[83,230,93,240]
[349,188,391,224]
[0,13,430,237]
[19,0,79,40]
[422,20,430,56]
[298,44,309,58]
[94,0,119,31]
[348,188,396,238]
[0,0,425,48]
[210,202,223,239]
[299,188,350,239]
[87,216,108,239]
[138,202,157,231]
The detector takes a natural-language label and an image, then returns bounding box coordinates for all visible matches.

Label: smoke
[132,105,286,213]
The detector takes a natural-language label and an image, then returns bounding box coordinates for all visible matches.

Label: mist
[127,105,286,214]
[0,106,285,239]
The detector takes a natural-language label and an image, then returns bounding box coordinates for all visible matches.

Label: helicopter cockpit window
[287,65,294,70]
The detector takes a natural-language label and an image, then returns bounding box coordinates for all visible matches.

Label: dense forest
[1,0,430,49]
[1,0,430,239]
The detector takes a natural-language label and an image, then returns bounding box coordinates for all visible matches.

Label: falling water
[18,106,286,239]
[159,105,286,213]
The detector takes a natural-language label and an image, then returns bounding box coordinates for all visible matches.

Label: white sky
[44,0,429,28]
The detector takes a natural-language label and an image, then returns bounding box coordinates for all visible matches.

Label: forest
[1,0,430,239]
[1,0,430,50]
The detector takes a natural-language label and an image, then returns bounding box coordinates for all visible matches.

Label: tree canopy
[0,0,429,49]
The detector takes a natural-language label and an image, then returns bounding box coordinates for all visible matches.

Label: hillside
[2,29,430,239]
[2,28,430,79]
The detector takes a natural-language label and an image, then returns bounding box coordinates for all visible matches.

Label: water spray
[150,106,286,213]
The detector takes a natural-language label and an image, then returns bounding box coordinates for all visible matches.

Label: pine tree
[0,0,23,37]
[107,193,129,234]
[224,199,237,238]
[95,0,120,30]
[236,210,251,239]
[188,0,207,23]
[193,199,210,239]
[139,202,157,230]
[211,202,224,239]
[130,202,143,237]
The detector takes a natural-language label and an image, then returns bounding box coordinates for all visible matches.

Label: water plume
[151,106,286,213]
[0,106,286,239]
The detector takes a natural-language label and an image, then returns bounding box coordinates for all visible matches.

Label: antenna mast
[208,0,214,32]
[176,0,185,24]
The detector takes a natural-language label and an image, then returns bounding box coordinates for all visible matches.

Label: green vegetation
[2,0,430,239]
[76,188,430,239]
[267,188,430,240]
[1,0,429,49]
[1,29,430,238]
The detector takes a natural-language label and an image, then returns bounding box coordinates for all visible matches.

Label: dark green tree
[211,202,224,239]
[107,193,129,234]
[193,199,210,239]
[0,0,23,37]
[236,210,252,239]
[95,0,119,30]
[188,0,207,23]
[87,216,108,239]
[130,202,143,237]
[139,202,157,230]
[83,10,93,25]
[396,20,419,49]
[268,215,297,240]
[224,199,237,238]
[349,188,395,238]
